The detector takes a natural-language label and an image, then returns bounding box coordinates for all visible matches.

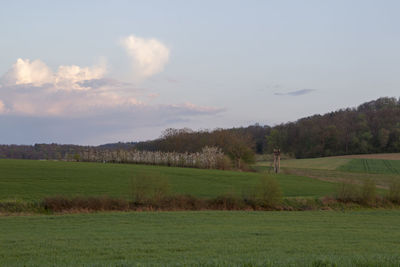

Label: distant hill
[1,97,399,160]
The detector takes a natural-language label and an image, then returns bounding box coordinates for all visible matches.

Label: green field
[338,159,400,174]
[279,157,352,170]
[2,158,400,266]
[276,155,400,174]
[0,159,337,201]
[1,211,400,266]
[255,155,400,189]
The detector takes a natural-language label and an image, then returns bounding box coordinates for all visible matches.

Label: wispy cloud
[120,34,170,80]
[274,89,316,96]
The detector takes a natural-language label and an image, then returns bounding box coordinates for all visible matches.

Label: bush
[130,173,170,204]
[257,176,282,208]
[387,179,400,204]
[336,181,360,203]
[336,179,377,206]
[0,199,43,213]
[208,194,245,210]
[42,196,129,212]
[216,155,233,170]
[360,179,377,205]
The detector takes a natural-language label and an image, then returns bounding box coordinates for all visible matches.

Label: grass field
[1,158,400,266]
[270,153,400,173]
[338,159,400,174]
[0,159,337,201]
[1,210,400,266]
[279,157,351,170]
[253,155,400,191]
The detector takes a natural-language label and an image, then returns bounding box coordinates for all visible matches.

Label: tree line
[1,97,399,164]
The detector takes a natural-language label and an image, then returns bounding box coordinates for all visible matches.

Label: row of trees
[70,146,230,169]
[1,97,399,162]
[133,97,400,159]
[267,97,400,158]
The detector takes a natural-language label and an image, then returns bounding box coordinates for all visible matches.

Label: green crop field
[0,159,336,201]
[1,211,400,266]
[256,155,400,189]
[338,159,400,174]
[1,158,400,266]
[279,157,351,170]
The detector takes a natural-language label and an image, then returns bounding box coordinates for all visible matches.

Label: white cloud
[0,58,222,119]
[0,100,5,114]
[120,35,170,79]
[0,58,140,116]
[55,61,106,90]
[0,37,223,144]
[2,58,53,86]
[1,58,106,91]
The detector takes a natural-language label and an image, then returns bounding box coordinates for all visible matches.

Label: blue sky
[1,0,400,144]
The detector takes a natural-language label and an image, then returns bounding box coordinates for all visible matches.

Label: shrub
[360,179,377,205]
[42,196,128,212]
[336,179,377,206]
[387,179,400,204]
[0,199,43,213]
[130,173,170,204]
[335,181,360,203]
[257,176,282,208]
[208,194,245,210]
[216,155,233,170]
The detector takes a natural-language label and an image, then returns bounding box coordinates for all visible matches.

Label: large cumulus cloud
[120,35,170,80]
[0,34,224,144]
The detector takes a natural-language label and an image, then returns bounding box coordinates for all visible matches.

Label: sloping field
[278,158,351,170]
[338,159,400,174]
[273,153,400,171]
[338,153,400,160]
[0,159,336,200]
[1,211,399,266]
[257,154,400,188]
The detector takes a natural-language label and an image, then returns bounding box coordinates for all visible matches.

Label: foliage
[265,97,400,158]
[257,176,282,207]
[360,179,377,205]
[2,97,400,161]
[336,182,360,203]
[73,146,229,170]
[335,179,377,205]
[130,173,170,203]
[387,179,400,204]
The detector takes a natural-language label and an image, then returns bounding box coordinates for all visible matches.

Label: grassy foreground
[0,159,336,200]
[1,211,400,266]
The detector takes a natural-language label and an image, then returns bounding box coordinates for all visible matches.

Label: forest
[1,97,400,163]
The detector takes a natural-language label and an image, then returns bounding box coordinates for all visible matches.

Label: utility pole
[273,148,281,173]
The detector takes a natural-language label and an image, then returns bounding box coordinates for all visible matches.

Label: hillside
[1,97,400,161]
[0,159,336,201]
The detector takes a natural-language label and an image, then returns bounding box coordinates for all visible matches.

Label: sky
[1,0,400,145]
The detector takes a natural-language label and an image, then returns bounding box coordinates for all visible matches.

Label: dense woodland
[1,97,400,164]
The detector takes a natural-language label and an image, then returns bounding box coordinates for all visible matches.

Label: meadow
[255,154,400,189]
[0,159,336,201]
[1,210,400,266]
[2,156,400,266]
